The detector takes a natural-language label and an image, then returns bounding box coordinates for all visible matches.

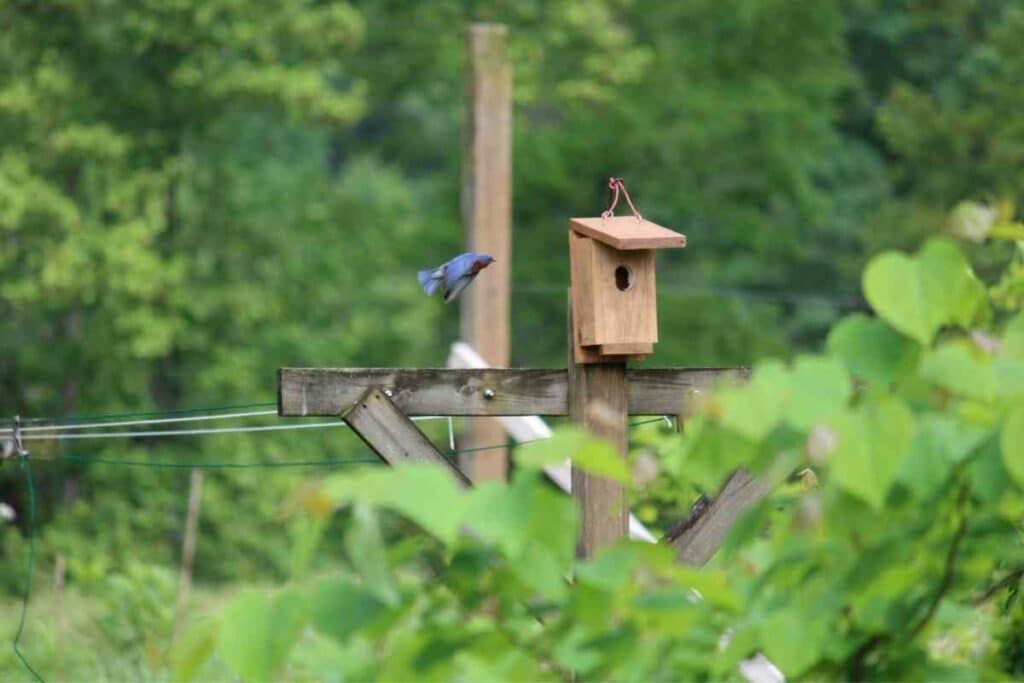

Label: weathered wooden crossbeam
[277,367,747,417]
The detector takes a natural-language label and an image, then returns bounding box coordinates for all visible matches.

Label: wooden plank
[627,366,749,414]
[343,387,471,487]
[665,469,771,566]
[448,341,658,544]
[279,368,566,416]
[569,296,629,558]
[590,241,657,348]
[460,23,513,482]
[278,367,747,417]
[598,342,654,355]
[570,216,687,250]
[569,230,601,362]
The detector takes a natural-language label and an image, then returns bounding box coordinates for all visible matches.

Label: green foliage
[217,588,307,682]
[863,239,988,345]
[178,231,1024,681]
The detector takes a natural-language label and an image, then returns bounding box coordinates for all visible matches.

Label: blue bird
[418,252,495,303]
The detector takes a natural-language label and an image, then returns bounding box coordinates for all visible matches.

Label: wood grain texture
[277,367,747,416]
[569,231,659,362]
[569,296,629,558]
[279,368,566,416]
[460,23,512,481]
[589,241,657,346]
[568,232,598,358]
[570,216,687,250]
[599,342,654,355]
[666,469,771,566]
[342,387,472,487]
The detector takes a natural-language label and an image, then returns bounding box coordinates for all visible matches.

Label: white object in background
[0,502,15,523]
[740,653,786,683]
[447,341,657,543]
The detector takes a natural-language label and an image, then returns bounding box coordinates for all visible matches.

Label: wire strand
[16,401,279,426]
[2,410,280,435]
[20,416,444,441]
[54,455,380,469]
[12,457,44,682]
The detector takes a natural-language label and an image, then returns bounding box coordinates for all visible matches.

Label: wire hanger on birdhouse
[602,177,643,221]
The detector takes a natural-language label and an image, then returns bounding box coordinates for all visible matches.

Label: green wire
[630,417,670,427]
[12,457,44,682]
[55,455,380,469]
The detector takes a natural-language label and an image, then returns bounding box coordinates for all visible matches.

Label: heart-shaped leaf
[218,588,307,682]
[863,239,986,346]
[831,394,915,509]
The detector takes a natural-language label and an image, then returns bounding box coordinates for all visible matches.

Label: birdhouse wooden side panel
[569,230,658,362]
[589,240,657,347]
[569,230,600,344]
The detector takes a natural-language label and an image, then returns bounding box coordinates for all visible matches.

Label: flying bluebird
[418,252,495,303]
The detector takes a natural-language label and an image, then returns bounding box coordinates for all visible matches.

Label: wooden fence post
[460,23,512,482]
[568,296,629,557]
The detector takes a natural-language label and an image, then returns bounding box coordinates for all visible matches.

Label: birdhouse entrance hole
[615,265,632,291]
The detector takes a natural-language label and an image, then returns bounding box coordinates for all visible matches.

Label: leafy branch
[973,567,1024,606]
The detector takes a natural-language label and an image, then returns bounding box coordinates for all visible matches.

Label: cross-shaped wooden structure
[277,215,765,561]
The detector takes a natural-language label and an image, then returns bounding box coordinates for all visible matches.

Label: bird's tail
[418,268,443,296]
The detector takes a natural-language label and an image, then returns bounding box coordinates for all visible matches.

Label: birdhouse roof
[570,216,687,250]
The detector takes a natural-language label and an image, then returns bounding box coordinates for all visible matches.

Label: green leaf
[921,343,995,401]
[511,541,569,601]
[969,437,1013,502]
[717,359,791,440]
[1001,404,1024,488]
[516,427,630,483]
[783,355,852,429]
[664,565,742,612]
[760,610,826,676]
[169,618,218,683]
[898,414,989,498]
[217,588,307,682]
[863,239,986,345]
[674,416,759,492]
[465,471,579,569]
[993,357,1024,400]
[516,427,589,469]
[831,395,915,509]
[1003,314,1024,361]
[345,503,397,604]
[322,463,468,544]
[575,541,676,590]
[311,577,391,643]
[827,313,920,383]
[572,438,631,483]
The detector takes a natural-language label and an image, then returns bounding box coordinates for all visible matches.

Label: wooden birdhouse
[569,215,687,363]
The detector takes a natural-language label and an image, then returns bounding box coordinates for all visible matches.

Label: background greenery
[1,0,1023,680]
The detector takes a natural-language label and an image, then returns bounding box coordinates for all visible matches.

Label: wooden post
[568,296,629,557]
[664,469,771,566]
[460,23,512,482]
[344,387,472,487]
[54,553,66,681]
[178,469,203,597]
[173,467,203,642]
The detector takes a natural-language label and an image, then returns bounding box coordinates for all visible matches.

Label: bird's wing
[443,274,476,303]
[443,257,467,285]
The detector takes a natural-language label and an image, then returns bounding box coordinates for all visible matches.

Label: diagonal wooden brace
[342,387,472,488]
